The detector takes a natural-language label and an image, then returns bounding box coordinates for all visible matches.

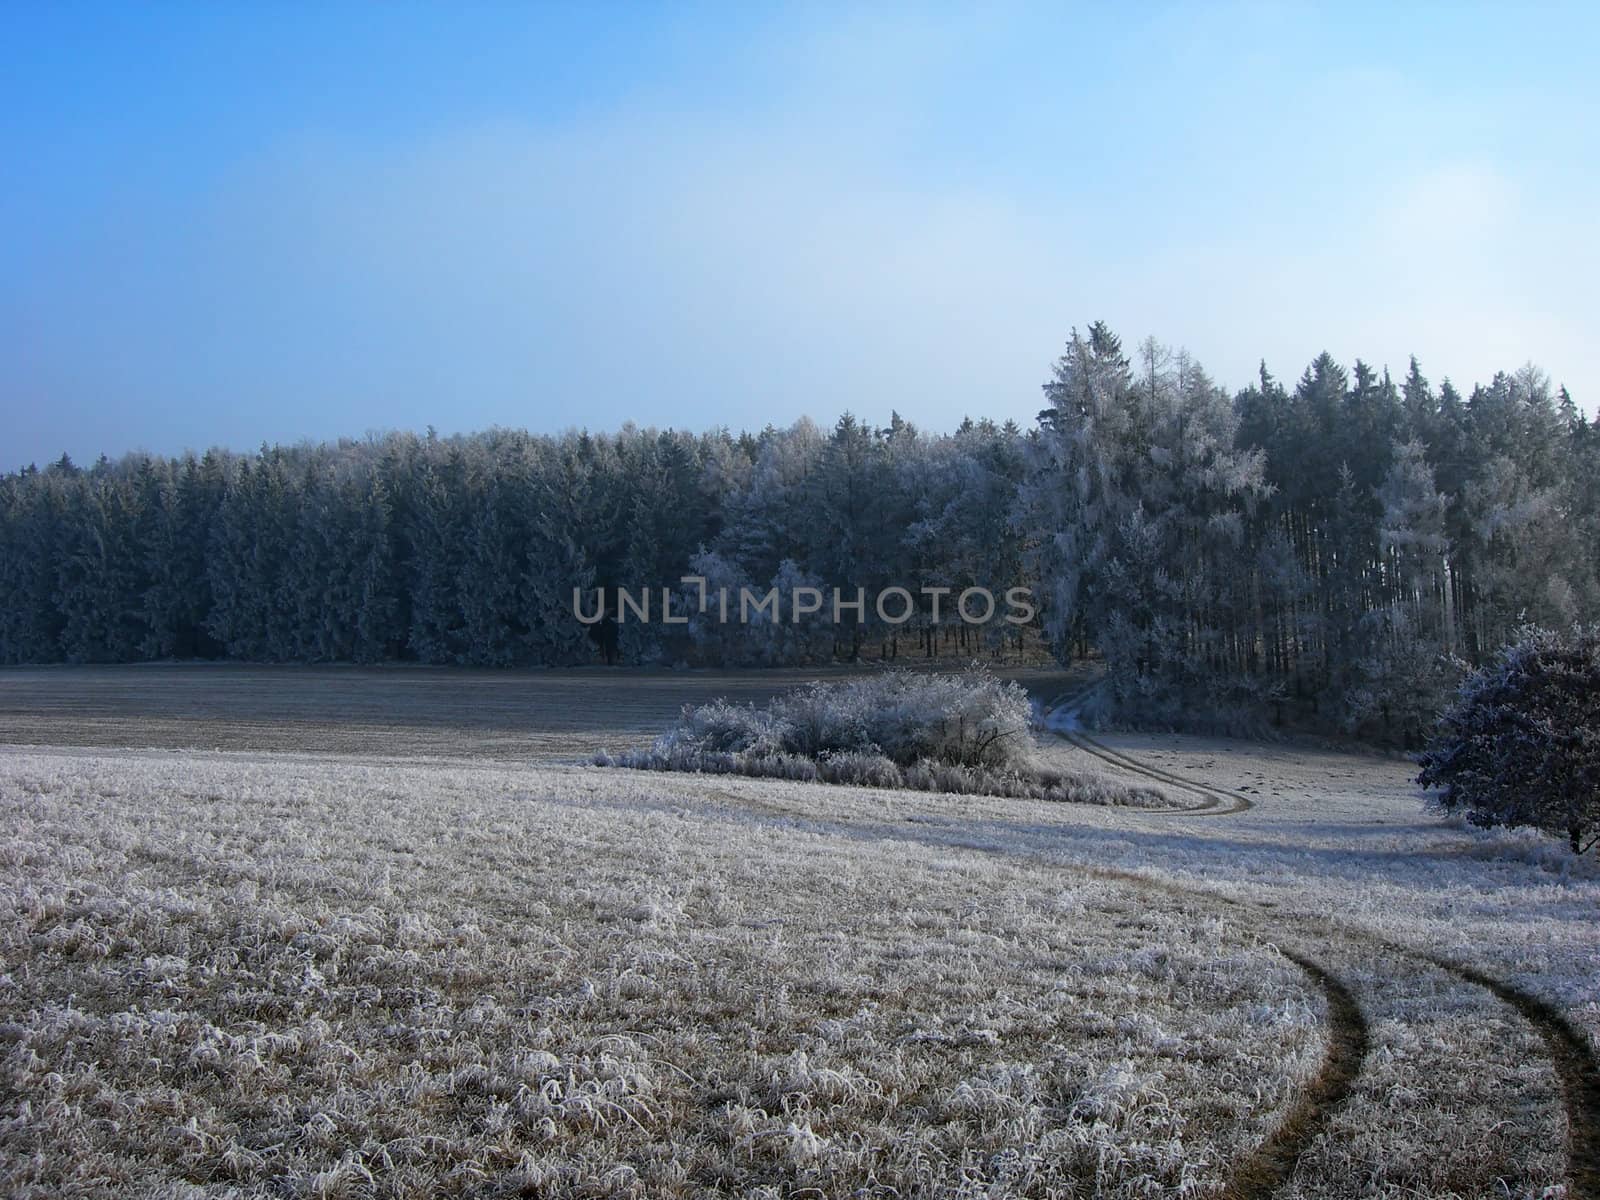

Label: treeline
[1022,325,1599,738]
[0,415,1027,669]
[2,324,1596,738]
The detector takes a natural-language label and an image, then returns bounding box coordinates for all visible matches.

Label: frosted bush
[816,750,902,788]
[1418,624,1600,854]
[596,668,1173,807]
[773,669,1035,769]
[633,668,1024,771]
[629,668,1034,770]
[658,698,790,757]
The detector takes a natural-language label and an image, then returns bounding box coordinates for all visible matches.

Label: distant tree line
[0,415,1027,671]
[2,323,1595,737]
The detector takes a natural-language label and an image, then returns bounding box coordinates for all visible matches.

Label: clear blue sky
[4,2,1596,470]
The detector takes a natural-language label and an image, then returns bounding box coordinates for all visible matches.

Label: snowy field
[2,669,1598,1198]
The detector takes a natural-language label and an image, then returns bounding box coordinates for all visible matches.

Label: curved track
[1036,685,1254,814]
[1220,951,1370,1200]
[1028,683,1600,1199]
[1080,866,1370,1199]
[1065,726,1255,814]
[1385,941,1600,1196]
[1073,859,1596,1198]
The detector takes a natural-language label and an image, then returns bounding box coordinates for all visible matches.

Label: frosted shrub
[816,750,902,789]
[769,683,874,761]
[660,699,790,757]
[596,668,1173,807]
[759,751,821,782]
[773,669,1035,769]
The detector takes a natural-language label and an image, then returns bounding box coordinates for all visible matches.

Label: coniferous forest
[3,323,1596,741]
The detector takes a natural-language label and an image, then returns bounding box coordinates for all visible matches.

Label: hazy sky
[4,2,1596,470]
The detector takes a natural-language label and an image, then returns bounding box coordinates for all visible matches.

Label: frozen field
[0,665,1068,762]
[2,668,1598,1198]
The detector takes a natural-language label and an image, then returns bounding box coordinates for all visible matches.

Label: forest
[3,323,1596,740]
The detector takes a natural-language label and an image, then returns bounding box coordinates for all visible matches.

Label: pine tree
[405,446,468,663]
[1024,328,1267,725]
[54,466,146,662]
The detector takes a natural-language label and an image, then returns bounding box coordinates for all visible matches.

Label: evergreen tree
[406,445,472,663]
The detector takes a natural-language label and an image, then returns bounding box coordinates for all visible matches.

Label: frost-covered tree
[205,453,299,661]
[719,418,827,588]
[453,438,593,666]
[678,549,759,665]
[761,559,834,665]
[147,453,227,659]
[1018,322,1133,665]
[406,445,471,662]
[1418,625,1600,854]
[1021,327,1268,726]
[1342,440,1463,743]
[54,465,146,662]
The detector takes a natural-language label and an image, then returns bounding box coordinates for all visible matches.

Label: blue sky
[4,2,1596,470]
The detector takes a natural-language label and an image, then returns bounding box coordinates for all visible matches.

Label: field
[0,665,1070,763]
[2,667,1598,1199]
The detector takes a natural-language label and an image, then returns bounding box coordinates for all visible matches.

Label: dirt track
[748,797,1593,1199]
[1038,684,1257,814]
[1062,727,1257,813]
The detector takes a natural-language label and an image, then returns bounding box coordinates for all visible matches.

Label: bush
[595,667,1176,808]
[1418,625,1600,855]
[770,669,1036,769]
[642,667,1033,770]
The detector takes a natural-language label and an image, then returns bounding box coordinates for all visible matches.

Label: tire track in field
[1270,911,1600,1199]
[1060,727,1255,814]
[604,762,1587,1195]
[698,779,1365,1197]
[1391,943,1600,1198]
[702,772,1372,1198]
[1089,859,1597,1198]
[1081,866,1368,1200]
[1035,685,1255,814]
[1219,951,1370,1200]
[1051,723,1600,1199]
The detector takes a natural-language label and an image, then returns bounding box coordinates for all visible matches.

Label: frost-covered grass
[2,732,1596,1198]
[2,750,1317,1199]
[597,669,1174,807]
